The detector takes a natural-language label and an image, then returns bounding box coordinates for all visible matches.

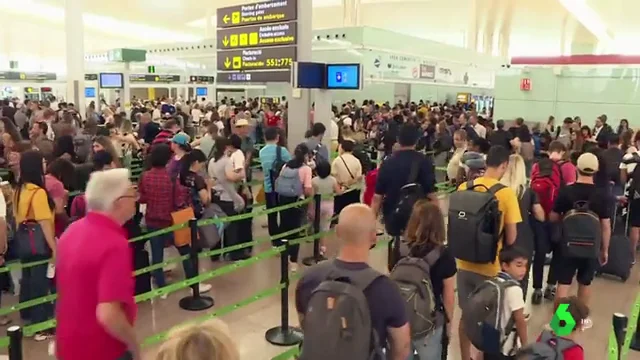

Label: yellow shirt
[455,176,522,277]
[14,184,54,232]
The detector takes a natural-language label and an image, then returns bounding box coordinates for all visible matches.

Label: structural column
[205,7,213,38]
[65,0,86,116]
[497,0,514,58]
[287,0,313,150]
[466,0,479,51]
[342,0,361,27]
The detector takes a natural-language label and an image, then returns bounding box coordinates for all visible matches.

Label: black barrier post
[631,311,640,351]
[179,219,215,311]
[8,326,23,360]
[265,239,303,346]
[303,194,327,266]
[613,313,628,360]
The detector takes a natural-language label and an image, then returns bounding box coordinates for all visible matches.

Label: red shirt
[363,168,379,206]
[56,212,137,360]
[45,174,67,236]
[138,168,179,228]
[152,129,173,146]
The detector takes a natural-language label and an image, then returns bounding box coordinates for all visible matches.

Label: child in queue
[309,161,343,256]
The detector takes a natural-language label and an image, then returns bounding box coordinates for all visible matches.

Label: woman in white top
[191,104,203,123]
[331,139,362,218]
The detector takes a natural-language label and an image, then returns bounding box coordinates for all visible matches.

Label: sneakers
[198,283,212,293]
[34,330,54,342]
[543,286,556,300]
[582,317,593,330]
[532,289,543,305]
[289,262,298,273]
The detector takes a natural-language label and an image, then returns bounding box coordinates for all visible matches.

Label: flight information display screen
[99,73,124,88]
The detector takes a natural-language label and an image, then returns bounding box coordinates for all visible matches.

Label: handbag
[171,177,196,247]
[15,189,52,260]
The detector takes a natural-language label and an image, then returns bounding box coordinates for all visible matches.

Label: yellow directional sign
[216,22,297,50]
[232,57,242,70]
[224,58,231,69]
[216,0,298,28]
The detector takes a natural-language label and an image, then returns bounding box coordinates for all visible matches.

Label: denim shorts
[407,326,444,360]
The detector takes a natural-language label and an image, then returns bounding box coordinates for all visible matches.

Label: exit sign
[148,65,156,73]
[520,78,531,91]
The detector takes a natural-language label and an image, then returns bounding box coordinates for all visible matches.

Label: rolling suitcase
[597,205,633,282]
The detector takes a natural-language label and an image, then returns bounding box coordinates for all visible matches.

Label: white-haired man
[56,168,140,360]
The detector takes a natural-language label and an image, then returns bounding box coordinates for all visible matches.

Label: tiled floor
[1,193,639,359]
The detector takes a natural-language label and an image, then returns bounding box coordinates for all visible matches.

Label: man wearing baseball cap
[548,152,610,329]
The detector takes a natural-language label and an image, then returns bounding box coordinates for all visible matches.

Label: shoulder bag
[15,188,52,260]
[171,177,197,247]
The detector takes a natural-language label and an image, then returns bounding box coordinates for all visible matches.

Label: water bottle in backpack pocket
[448,182,505,263]
[275,166,304,198]
[389,248,442,339]
[298,260,385,360]
[461,274,519,354]
[560,201,601,259]
[516,330,580,359]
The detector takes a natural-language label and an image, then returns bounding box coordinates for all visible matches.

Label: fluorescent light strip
[0,0,202,43]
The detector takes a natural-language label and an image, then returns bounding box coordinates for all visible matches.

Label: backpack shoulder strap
[488,183,507,195]
[408,157,421,184]
[424,247,442,267]
[313,259,384,292]
[276,145,282,163]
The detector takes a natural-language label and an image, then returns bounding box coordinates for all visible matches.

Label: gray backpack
[448,181,505,263]
[461,273,519,354]
[389,248,441,339]
[516,330,579,359]
[299,260,384,360]
[275,166,304,198]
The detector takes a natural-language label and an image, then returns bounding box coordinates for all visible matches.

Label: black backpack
[385,160,423,236]
[516,330,580,359]
[561,201,601,259]
[269,146,287,186]
[299,260,384,360]
[352,143,373,173]
[462,273,519,354]
[448,181,505,263]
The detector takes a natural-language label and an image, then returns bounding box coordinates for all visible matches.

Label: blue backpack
[275,166,304,198]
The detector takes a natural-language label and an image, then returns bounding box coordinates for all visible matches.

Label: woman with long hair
[404,200,456,359]
[92,135,122,168]
[46,158,74,236]
[276,143,314,271]
[446,129,467,183]
[14,150,56,341]
[617,119,630,135]
[501,154,545,304]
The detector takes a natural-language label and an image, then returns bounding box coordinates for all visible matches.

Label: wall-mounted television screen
[196,87,208,96]
[326,64,361,90]
[99,73,124,89]
[84,87,96,97]
[295,62,326,89]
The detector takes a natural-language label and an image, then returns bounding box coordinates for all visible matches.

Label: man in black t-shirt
[549,153,611,328]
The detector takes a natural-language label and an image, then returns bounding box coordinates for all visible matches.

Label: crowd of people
[0,94,636,360]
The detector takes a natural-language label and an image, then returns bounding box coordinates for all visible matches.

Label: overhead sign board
[84,74,98,81]
[217,47,296,71]
[217,70,291,83]
[217,22,297,50]
[217,0,297,28]
[0,72,57,81]
[188,76,215,84]
[129,74,181,83]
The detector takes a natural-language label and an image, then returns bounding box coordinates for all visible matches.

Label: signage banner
[84,74,98,81]
[217,22,297,50]
[129,74,180,83]
[0,71,57,81]
[217,70,291,83]
[217,0,298,28]
[419,64,435,80]
[188,76,215,83]
[217,46,296,71]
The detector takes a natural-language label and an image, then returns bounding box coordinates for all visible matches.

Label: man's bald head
[336,204,377,245]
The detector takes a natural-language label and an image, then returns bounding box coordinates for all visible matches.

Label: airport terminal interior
[1,0,640,359]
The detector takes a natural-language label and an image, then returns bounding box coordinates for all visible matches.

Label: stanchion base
[178,295,215,311]
[302,255,327,266]
[631,334,640,351]
[265,326,303,346]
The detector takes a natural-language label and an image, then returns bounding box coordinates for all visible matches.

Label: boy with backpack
[462,247,529,360]
[448,145,522,360]
[529,141,576,305]
[517,296,587,359]
[547,153,610,329]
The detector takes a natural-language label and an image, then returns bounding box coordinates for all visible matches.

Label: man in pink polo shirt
[56,168,140,360]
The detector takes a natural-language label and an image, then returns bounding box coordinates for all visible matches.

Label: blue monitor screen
[326,64,360,90]
[85,87,96,98]
[99,73,124,89]
[297,62,325,89]
[196,87,208,96]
